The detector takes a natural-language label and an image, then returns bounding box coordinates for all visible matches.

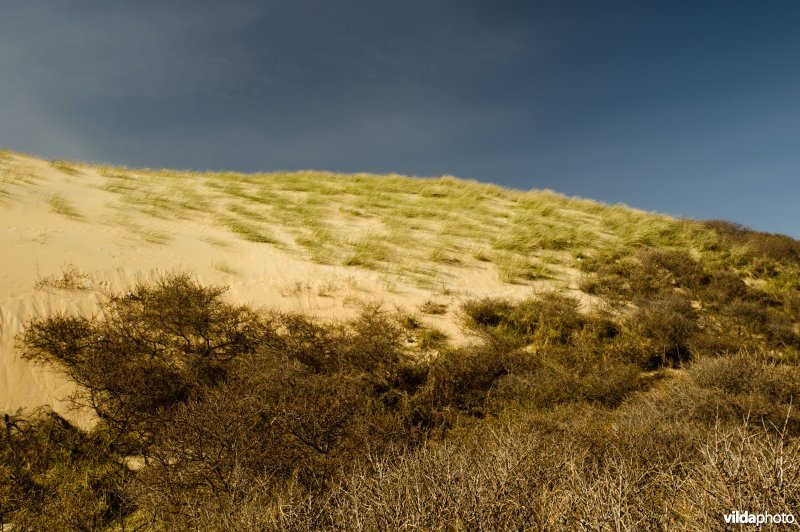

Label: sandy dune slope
[2,152,551,419]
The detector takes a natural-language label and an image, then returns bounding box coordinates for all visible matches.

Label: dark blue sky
[1,1,799,236]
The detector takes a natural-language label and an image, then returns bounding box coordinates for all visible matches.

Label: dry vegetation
[2,152,800,529]
[46,192,84,220]
[82,160,724,288]
[3,224,799,530]
[0,152,38,204]
[33,264,92,292]
[0,150,774,289]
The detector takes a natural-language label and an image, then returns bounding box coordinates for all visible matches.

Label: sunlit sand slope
[0,150,714,416]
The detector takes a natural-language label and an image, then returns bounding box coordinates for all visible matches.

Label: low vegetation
[77,159,727,286]
[1,151,799,528]
[50,160,81,176]
[47,193,83,220]
[3,231,798,529]
[34,264,91,291]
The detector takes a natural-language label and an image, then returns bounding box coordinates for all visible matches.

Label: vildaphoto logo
[724,511,796,526]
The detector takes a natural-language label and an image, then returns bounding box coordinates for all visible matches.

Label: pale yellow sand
[2,152,558,420]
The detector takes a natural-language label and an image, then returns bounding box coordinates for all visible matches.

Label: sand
[1,152,546,420]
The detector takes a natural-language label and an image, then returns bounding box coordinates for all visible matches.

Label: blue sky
[1,1,798,236]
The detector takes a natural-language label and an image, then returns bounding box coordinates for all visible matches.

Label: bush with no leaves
[21,273,271,451]
[8,271,800,530]
[267,405,800,531]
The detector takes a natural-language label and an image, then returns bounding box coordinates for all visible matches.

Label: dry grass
[50,159,81,176]
[34,264,91,291]
[212,259,237,275]
[496,254,550,283]
[218,215,277,244]
[419,300,448,315]
[48,156,739,288]
[47,193,83,220]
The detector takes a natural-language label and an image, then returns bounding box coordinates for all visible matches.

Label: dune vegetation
[1,151,800,529]
[1,149,726,289]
